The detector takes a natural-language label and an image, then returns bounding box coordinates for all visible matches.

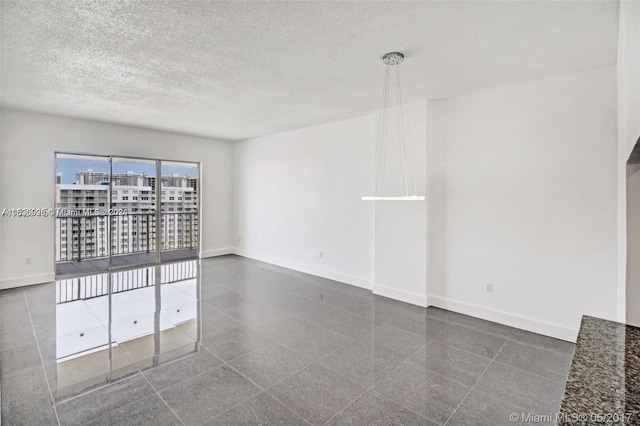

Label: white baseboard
[234,248,372,290]
[427,295,578,343]
[201,248,235,258]
[1,273,56,290]
[202,248,578,342]
[373,284,427,307]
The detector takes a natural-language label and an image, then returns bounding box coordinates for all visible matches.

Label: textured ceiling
[0,1,619,141]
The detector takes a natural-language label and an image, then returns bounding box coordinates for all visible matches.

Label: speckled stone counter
[559,316,640,425]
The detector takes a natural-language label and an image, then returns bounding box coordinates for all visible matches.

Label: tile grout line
[207,294,341,340]
[197,259,573,421]
[419,341,559,389]
[504,334,575,360]
[206,302,357,363]
[23,289,62,426]
[55,372,144,405]
[206,260,429,340]
[187,339,316,426]
[150,328,318,405]
[466,387,534,417]
[141,341,314,425]
[239,307,411,411]
[209,327,377,426]
[442,328,515,426]
[320,391,371,426]
[209,256,573,359]
[430,322,572,384]
[211,362,314,426]
[449,314,575,358]
[207,260,376,309]
[231,292,369,340]
[321,322,457,426]
[374,391,440,426]
[320,343,436,426]
[207,257,370,304]
[358,323,458,423]
[267,317,414,415]
[251,296,379,343]
[377,303,413,326]
[139,370,186,426]
[223,334,343,393]
[281,286,405,320]
[425,326,572,384]
[490,359,571,386]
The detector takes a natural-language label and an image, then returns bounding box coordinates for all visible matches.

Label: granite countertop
[559,316,640,425]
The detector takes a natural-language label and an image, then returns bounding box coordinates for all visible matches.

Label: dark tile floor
[1,255,575,425]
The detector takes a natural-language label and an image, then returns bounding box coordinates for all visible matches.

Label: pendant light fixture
[362,52,425,201]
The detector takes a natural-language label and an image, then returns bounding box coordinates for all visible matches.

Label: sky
[56,158,198,184]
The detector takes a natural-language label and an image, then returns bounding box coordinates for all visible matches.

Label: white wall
[233,101,428,301]
[373,101,428,305]
[427,67,618,341]
[0,109,3,285]
[618,1,640,159]
[618,0,640,325]
[233,114,377,288]
[0,109,234,289]
[627,164,640,327]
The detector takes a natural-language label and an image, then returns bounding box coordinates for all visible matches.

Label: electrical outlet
[319,251,324,259]
[485,282,493,293]
[237,236,241,242]
[25,257,31,265]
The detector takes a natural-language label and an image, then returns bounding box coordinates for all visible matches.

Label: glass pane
[160,161,199,263]
[55,153,110,276]
[110,157,157,268]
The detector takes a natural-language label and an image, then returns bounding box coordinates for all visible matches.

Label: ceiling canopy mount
[382,52,404,66]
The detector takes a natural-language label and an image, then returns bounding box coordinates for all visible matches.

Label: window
[56,153,199,265]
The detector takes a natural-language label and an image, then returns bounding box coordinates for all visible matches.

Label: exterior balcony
[55,212,198,277]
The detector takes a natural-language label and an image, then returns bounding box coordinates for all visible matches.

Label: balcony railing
[56,212,198,262]
[56,260,198,303]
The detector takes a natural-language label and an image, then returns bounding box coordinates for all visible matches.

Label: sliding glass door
[55,153,200,277]
[110,157,157,269]
[160,161,199,263]
[55,154,111,276]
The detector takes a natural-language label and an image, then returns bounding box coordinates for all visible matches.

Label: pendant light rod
[362,52,425,201]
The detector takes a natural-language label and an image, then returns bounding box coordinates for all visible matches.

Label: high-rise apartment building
[56,170,198,262]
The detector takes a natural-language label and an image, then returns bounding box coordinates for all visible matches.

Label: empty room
[1,1,639,425]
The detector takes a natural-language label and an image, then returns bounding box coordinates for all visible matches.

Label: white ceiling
[0,1,619,141]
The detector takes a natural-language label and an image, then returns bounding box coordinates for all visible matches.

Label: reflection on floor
[1,256,575,425]
[53,261,199,398]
